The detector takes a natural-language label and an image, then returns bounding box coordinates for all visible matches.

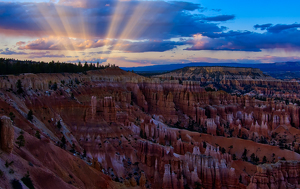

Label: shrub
[5,160,14,168]
[11,179,22,189]
[60,136,66,148]
[83,149,86,158]
[27,110,33,121]
[57,121,62,129]
[16,80,23,94]
[9,112,15,121]
[16,134,25,148]
[242,149,248,161]
[51,82,57,91]
[35,131,41,139]
[263,156,267,163]
[194,181,202,189]
[21,171,35,189]
[74,78,80,85]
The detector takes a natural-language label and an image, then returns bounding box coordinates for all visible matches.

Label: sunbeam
[35,2,74,56]
[106,0,170,62]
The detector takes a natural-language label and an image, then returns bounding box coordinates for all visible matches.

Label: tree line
[0,58,115,75]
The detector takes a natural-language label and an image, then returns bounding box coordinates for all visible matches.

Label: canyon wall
[0,67,300,188]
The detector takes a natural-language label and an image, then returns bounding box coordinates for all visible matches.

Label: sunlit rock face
[247,161,300,189]
[0,116,14,153]
[1,67,300,188]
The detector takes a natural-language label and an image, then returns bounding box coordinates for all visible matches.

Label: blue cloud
[0,48,27,55]
[202,15,235,22]
[267,23,300,33]
[186,25,300,52]
[254,24,272,30]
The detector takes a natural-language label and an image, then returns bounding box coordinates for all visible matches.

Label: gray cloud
[111,41,188,53]
[0,48,27,55]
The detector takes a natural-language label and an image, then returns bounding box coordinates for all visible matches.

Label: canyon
[0,66,300,188]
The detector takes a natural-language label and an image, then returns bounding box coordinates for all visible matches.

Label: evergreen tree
[262,156,267,163]
[250,153,256,162]
[35,131,41,139]
[21,171,35,189]
[57,120,62,129]
[84,62,88,71]
[16,133,25,148]
[242,149,248,161]
[27,110,33,121]
[61,136,66,149]
[16,79,23,94]
[9,112,15,121]
[83,149,86,157]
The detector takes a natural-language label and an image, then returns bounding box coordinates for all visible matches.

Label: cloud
[257,55,300,63]
[254,23,300,33]
[19,38,187,53]
[111,40,188,53]
[202,15,235,22]
[0,1,223,40]
[2,1,300,55]
[69,58,107,64]
[254,24,272,30]
[0,48,27,55]
[16,41,26,46]
[86,51,111,55]
[186,24,300,52]
[27,52,66,59]
[267,23,300,33]
[211,9,222,12]
[18,37,110,51]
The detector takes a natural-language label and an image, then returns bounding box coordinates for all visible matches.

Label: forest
[0,58,111,75]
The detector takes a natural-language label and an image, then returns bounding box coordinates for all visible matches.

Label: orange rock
[0,116,14,153]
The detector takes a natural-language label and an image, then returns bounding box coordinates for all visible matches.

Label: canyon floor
[0,66,300,189]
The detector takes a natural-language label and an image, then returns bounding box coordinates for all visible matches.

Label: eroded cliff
[0,67,300,188]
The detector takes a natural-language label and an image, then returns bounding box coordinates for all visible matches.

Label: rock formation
[0,67,299,188]
[0,116,14,153]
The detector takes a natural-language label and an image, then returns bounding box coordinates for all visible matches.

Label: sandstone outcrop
[0,67,300,188]
[247,161,300,189]
[0,116,14,153]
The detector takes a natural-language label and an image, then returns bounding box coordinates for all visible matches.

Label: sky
[0,0,300,67]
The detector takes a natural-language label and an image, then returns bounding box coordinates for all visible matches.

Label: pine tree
[83,149,86,157]
[9,112,15,121]
[262,156,267,163]
[16,79,24,94]
[57,120,62,129]
[61,136,66,149]
[250,153,256,162]
[16,133,25,148]
[27,110,33,121]
[35,131,41,139]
